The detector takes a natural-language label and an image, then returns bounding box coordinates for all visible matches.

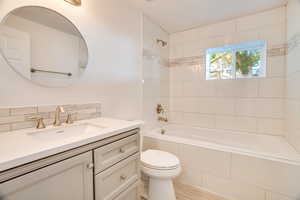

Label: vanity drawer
[114,182,139,200]
[95,153,139,200]
[94,134,139,173]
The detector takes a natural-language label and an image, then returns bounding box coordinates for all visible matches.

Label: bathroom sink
[27,123,106,140]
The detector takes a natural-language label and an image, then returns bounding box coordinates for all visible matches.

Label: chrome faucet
[53,106,65,126]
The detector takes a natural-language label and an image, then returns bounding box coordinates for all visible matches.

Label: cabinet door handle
[119,148,126,153]
[87,163,94,169]
[120,175,127,180]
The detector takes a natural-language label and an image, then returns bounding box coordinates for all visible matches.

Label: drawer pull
[87,163,94,169]
[119,148,126,153]
[120,175,127,180]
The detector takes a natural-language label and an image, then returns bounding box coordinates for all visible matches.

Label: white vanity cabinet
[0,129,140,200]
[95,154,139,200]
[94,133,140,200]
[0,151,94,200]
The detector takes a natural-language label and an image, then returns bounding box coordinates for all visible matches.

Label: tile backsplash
[168,7,287,136]
[0,103,101,133]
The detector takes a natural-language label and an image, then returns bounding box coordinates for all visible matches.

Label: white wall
[0,0,143,120]
[286,0,300,152]
[169,7,287,136]
[142,16,169,131]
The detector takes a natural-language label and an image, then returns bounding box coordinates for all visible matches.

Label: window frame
[205,41,267,80]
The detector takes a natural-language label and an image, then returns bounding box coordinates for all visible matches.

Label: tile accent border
[0,103,101,133]
[169,45,288,67]
[143,49,169,67]
[169,56,203,67]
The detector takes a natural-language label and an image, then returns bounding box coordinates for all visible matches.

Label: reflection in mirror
[0,6,88,87]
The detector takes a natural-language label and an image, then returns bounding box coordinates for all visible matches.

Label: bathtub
[142,125,300,199]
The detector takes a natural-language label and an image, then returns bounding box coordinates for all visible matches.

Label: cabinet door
[0,152,93,200]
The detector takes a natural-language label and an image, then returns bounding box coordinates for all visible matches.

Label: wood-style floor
[174,182,228,200]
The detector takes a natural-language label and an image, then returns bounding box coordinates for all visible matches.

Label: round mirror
[0,6,88,87]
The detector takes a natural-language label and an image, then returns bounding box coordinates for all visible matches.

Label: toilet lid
[141,150,180,170]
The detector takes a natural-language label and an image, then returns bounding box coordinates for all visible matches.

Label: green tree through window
[206,41,266,80]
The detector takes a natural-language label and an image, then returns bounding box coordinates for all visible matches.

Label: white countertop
[0,118,143,172]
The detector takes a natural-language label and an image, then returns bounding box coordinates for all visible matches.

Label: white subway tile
[255,99,284,118]
[231,154,300,198]
[204,174,266,200]
[183,113,215,128]
[10,107,37,116]
[214,98,235,115]
[236,98,256,117]
[215,80,239,97]
[267,56,286,77]
[183,41,203,57]
[259,78,285,98]
[169,112,184,124]
[287,48,300,75]
[170,43,184,59]
[170,65,204,82]
[216,116,257,132]
[201,20,236,38]
[170,32,185,46]
[259,23,286,47]
[236,7,286,32]
[257,118,284,136]
[160,82,170,97]
[170,98,185,112]
[235,29,260,44]
[286,72,300,100]
[285,100,300,150]
[195,98,216,114]
[183,81,216,97]
[143,137,180,157]
[143,79,160,97]
[182,98,201,113]
[179,144,231,178]
[170,82,183,97]
[236,79,259,98]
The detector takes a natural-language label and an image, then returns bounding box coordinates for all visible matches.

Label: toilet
[141,150,181,200]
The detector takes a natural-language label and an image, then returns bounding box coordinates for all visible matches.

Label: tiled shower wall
[286,0,300,152]
[168,7,287,136]
[143,16,169,131]
[0,103,101,133]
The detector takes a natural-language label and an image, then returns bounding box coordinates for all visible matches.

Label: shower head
[156,39,168,47]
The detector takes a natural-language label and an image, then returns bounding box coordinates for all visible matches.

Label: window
[205,41,267,80]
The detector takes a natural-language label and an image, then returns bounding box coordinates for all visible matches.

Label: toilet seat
[141,150,181,200]
[141,150,180,170]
